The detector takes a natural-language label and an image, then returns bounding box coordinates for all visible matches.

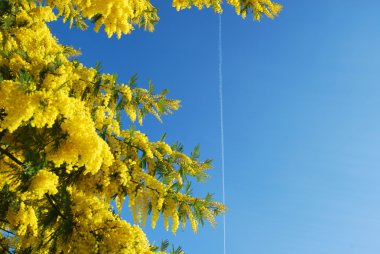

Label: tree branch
[0,147,23,166]
[0,227,14,235]
[45,194,67,220]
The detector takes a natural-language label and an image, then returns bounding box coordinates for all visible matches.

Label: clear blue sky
[50,1,380,253]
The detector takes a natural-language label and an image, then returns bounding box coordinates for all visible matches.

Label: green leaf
[190,145,200,160]
[159,133,167,142]
[81,86,91,100]
[171,245,184,254]
[95,61,102,72]
[0,15,14,30]
[128,73,138,88]
[18,69,32,88]
[205,193,214,202]
[92,79,101,96]
[148,81,154,94]
[160,240,169,251]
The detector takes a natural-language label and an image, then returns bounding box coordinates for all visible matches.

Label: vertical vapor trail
[218,13,226,254]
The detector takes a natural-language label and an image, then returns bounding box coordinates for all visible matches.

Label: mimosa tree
[0,0,281,253]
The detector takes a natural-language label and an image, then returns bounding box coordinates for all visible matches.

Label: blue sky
[50,1,380,253]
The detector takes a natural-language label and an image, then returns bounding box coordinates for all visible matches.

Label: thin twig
[0,227,14,235]
[0,148,23,166]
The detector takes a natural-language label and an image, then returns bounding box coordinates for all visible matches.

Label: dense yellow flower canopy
[40,0,282,38]
[0,0,281,253]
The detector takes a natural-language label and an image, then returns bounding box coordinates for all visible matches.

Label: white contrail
[218,13,226,254]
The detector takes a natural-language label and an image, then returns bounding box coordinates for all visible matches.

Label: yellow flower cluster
[172,0,282,20]
[7,202,38,238]
[46,96,114,174]
[172,0,223,12]
[0,81,37,132]
[27,0,281,38]
[56,187,156,253]
[38,0,159,38]
[28,169,59,198]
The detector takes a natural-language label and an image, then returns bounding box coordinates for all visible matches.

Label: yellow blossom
[28,169,59,198]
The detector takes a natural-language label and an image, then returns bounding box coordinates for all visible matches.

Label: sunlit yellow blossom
[7,203,38,237]
[28,169,59,198]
